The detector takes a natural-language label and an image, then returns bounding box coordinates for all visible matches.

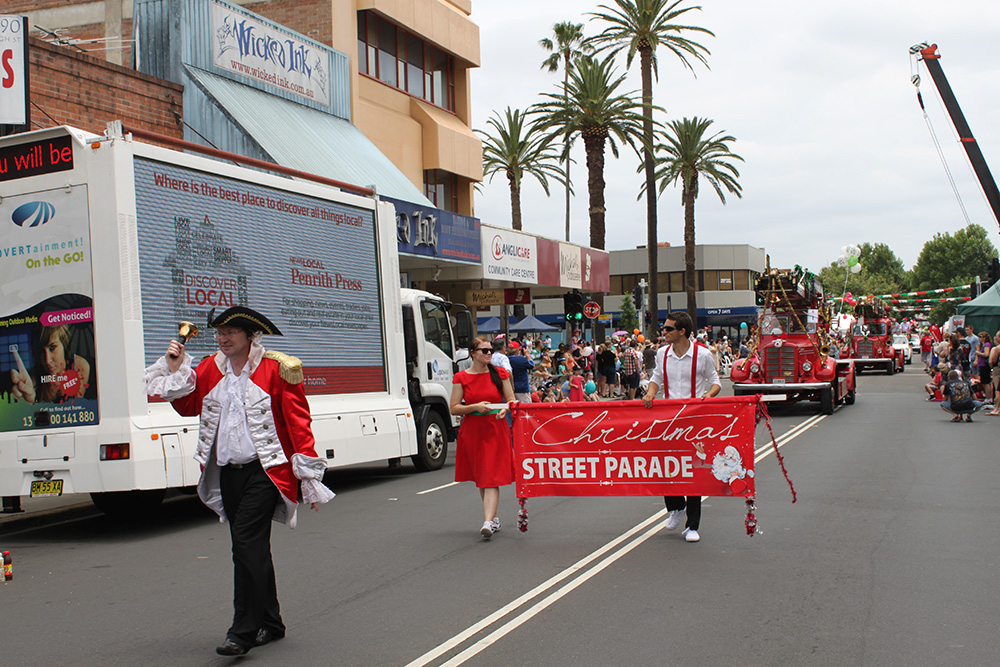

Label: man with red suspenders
[641,311,721,543]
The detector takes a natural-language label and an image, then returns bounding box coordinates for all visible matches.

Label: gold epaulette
[264,350,304,385]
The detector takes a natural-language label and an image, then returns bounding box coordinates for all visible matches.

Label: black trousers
[220,459,284,646]
[664,495,701,530]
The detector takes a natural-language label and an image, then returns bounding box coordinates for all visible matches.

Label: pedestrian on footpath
[641,312,721,543]
[144,306,334,657]
[450,337,516,539]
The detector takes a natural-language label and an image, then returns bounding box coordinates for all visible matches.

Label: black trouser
[220,459,284,647]
[664,495,701,530]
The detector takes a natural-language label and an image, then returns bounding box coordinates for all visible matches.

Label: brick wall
[27,37,182,138]
[243,0,333,46]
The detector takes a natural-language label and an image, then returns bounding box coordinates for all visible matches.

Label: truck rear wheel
[820,386,834,415]
[412,410,448,472]
[90,489,166,517]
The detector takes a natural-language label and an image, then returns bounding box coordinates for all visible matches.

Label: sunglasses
[662,325,677,332]
[474,348,492,353]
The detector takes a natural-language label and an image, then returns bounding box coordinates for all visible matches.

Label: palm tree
[587,0,712,329]
[651,117,743,322]
[479,107,566,231]
[539,22,593,242]
[534,55,649,250]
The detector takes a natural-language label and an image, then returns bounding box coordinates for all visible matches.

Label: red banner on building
[511,398,757,498]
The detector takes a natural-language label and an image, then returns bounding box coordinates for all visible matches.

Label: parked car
[893,334,913,365]
[909,334,921,354]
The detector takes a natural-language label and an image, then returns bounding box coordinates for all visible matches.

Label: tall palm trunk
[507,171,522,231]
[583,132,607,250]
[640,45,657,329]
[683,174,698,322]
[563,53,572,242]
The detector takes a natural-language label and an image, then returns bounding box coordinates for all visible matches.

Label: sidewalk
[0,494,98,533]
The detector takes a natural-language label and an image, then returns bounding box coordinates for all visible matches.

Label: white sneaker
[664,509,685,531]
[490,517,501,533]
[683,528,701,543]
[480,521,494,539]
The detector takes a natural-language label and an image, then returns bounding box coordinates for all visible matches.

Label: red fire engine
[731,267,856,414]
[844,298,905,374]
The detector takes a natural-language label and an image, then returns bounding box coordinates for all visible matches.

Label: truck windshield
[853,322,888,336]
[761,312,807,335]
[421,301,454,357]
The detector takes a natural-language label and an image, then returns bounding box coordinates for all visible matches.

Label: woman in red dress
[451,337,516,539]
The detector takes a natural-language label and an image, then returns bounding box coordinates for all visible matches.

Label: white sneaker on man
[664,509,685,531]
[682,528,701,543]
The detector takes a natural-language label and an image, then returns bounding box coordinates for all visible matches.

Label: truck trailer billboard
[132,158,386,395]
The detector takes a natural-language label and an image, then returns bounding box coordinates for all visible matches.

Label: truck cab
[400,289,472,470]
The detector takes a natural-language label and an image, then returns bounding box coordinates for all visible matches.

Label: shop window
[719,270,734,291]
[424,169,459,212]
[703,269,717,291]
[358,11,455,111]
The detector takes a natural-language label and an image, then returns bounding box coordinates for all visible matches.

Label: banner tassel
[517,497,528,532]
[755,398,797,502]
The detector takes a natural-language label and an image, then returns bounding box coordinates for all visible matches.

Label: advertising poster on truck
[0,185,99,431]
[132,158,387,395]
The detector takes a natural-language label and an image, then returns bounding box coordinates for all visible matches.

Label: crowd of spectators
[921,324,997,421]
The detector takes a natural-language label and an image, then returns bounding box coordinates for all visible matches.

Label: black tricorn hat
[207,306,282,335]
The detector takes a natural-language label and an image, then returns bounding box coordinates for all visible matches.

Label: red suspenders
[662,342,699,398]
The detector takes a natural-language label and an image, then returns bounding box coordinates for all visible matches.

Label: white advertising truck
[0,124,470,514]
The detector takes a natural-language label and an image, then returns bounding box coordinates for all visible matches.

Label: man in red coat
[145,306,333,656]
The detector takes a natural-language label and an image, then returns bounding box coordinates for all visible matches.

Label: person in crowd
[642,312,721,544]
[643,341,657,375]
[621,339,643,400]
[963,326,979,379]
[145,306,334,657]
[490,337,512,375]
[941,369,981,422]
[920,330,934,373]
[925,362,948,400]
[568,367,585,401]
[507,341,534,403]
[598,343,618,398]
[974,331,991,394]
[533,353,553,387]
[450,337,516,539]
[988,332,1000,416]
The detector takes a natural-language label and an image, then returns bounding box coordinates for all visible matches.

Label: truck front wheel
[886,361,894,376]
[412,410,448,472]
[819,386,834,415]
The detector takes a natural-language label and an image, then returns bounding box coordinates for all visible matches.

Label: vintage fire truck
[731,267,856,414]
[843,298,905,374]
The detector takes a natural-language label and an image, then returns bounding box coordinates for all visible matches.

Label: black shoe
[254,628,285,646]
[216,639,250,656]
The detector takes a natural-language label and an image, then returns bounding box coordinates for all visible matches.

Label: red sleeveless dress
[453,368,514,487]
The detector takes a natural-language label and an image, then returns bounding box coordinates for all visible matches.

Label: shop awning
[186,66,433,206]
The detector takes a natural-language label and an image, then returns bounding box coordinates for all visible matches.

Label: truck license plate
[773,378,786,385]
[30,479,63,498]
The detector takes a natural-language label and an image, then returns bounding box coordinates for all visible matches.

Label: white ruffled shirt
[216,359,258,466]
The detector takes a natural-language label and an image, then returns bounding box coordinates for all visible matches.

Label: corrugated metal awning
[186,66,433,206]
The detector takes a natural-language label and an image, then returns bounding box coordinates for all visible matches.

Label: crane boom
[914,43,1000,230]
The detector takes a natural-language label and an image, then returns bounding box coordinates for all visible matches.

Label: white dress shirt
[215,359,259,466]
[648,341,721,399]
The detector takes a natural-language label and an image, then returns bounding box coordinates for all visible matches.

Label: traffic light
[632,284,643,310]
[564,292,584,321]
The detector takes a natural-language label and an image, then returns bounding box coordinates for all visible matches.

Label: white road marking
[417,481,460,495]
[410,407,826,665]
[404,509,668,667]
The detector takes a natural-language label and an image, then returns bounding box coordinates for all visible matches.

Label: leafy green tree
[619,294,640,332]
[819,242,908,309]
[910,223,997,289]
[650,117,742,322]
[540,21,592,241]
[534,55,649,250]
[479,107,566,231]
[587,0,712,337]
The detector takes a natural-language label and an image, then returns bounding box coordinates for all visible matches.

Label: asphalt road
[1,365,997,666]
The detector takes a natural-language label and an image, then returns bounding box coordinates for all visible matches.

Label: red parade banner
[511,397,758,499]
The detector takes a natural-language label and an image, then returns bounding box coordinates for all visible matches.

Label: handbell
[177,321,199,345]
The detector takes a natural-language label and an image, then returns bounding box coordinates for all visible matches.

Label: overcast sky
[467,0,1000,277]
